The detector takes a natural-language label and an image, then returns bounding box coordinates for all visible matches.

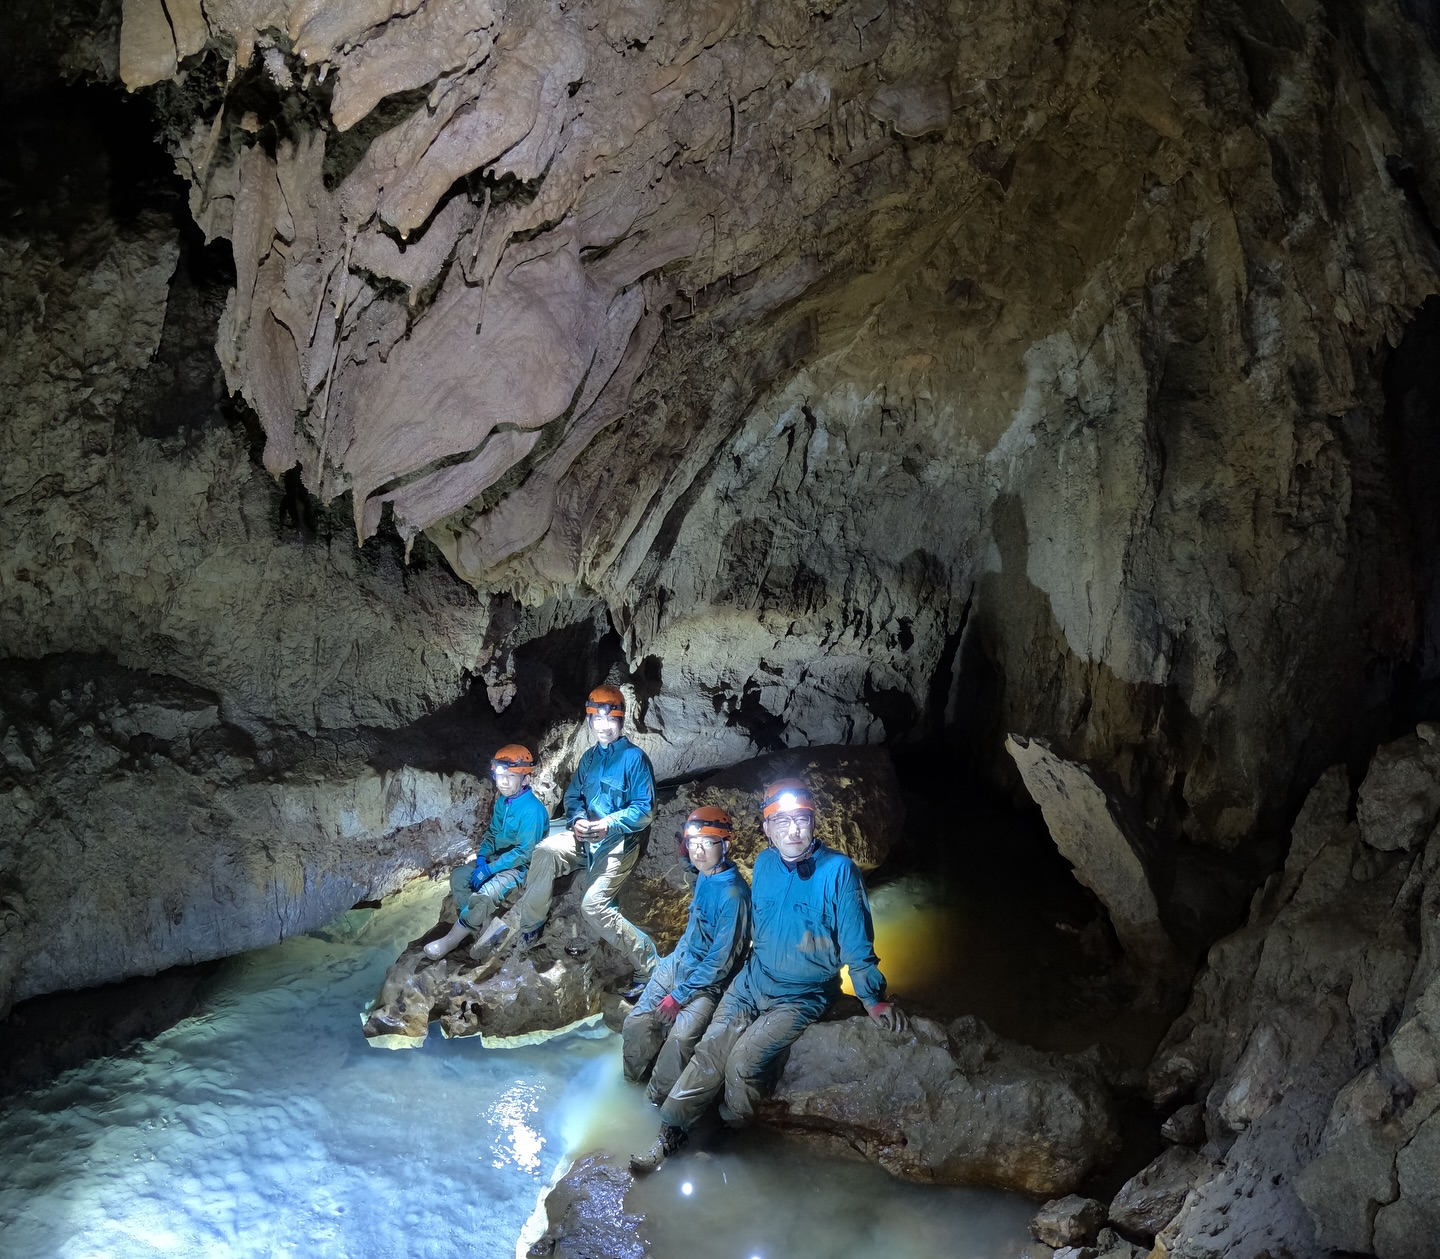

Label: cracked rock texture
[1144,730,1440,1259]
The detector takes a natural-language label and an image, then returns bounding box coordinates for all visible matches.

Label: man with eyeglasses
[631,777,907,1172]
[622,806,752,1102]
[515,685,659,996]
[423,744,549,960]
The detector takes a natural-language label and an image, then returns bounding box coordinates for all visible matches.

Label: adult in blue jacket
[631,778,907,1172]
[623,807,752,1102]
[424,744,549,960]
[516,686,659,986]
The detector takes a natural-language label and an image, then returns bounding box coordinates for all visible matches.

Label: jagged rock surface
[1145,732,1440,1259]
[0,657,484,1014]
[98,0,1440,882]
[761,1014,1121,1196]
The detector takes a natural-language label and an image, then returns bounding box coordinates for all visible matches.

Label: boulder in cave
[760,1014,1121,1197]
[1146,733,1440,1259]
[1031,1194,1107,1248]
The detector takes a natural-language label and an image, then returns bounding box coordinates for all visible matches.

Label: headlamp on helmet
[585,684,626,719]
[490,744,536,775]
[762,778,815,820]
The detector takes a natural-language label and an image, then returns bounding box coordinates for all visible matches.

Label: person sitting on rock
[622,806,752,1103]
[423,744,549,961]
[515,685,659,996]
[630,777,907,1173]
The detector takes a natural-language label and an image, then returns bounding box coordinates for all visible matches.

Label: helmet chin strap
[773,835,818,879]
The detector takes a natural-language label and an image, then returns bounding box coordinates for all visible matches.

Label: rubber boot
[629,1124,688,1174]
[466,916,507,960]
[422,921,472,960]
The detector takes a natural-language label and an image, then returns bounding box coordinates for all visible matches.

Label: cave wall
[2,0,1440,1000]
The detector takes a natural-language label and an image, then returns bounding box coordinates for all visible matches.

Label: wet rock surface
[525,1154,644,1259]
[1107,1146,1217,1243]
[760,1014,1121,1196]
[1145,731,1440,1259]
[1031,1194,1106,1248]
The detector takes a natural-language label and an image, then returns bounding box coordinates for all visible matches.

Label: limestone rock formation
[362,745,900,1043]
[1107,1147,1218,1243]
[1145,732,1440,1259]
[87,0,1440,888]
[0,656,485,1016]
[1006,735,1185,991]
[762,1014,1121,1196]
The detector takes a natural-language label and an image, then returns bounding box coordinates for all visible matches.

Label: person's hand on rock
[868,1000,909,1036]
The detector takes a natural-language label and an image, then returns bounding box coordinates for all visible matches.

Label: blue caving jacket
[729,843,886,1019]
[668,862,752,1006]
[562,735,655,866]
[477,786,550,875]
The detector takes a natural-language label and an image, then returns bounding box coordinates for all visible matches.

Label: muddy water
[0,877,1039,1259]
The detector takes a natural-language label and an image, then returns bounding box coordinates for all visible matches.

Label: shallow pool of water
[0,878,1037,1259]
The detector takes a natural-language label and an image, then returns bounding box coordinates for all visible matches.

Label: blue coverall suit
[658,842,888,1130]
[449,786,550,928]
[517,736,659,975]
[622,861,752,1102]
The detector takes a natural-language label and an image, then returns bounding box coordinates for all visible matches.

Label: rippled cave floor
[0,877,1045,1259]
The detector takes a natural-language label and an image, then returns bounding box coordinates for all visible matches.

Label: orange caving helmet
[684,806,734,842]
[490,744,536,774]
[585,685,626,718]
[762,778,816,819]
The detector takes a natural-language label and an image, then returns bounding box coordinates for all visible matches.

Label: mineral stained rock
[362,745,901,1043]
[762,1014,1121,1197]
[1145,731,1440,1259]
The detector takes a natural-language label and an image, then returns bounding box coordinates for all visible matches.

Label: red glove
[656,995,683,1022]
[868,1001,908,1035]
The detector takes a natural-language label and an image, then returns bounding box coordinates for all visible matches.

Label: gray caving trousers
[449,864,525,930]
[517,832,657,977]
[621,953,719,1103]
[657,987,820,1131]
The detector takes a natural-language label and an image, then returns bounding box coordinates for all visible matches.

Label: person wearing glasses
[631,778,908,1172]
[621,807,752,1102]
[515,685,659,997]
[423,744,549,960]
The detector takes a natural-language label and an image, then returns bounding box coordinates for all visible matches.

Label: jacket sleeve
[563,753,589,824]
[476,799,505,863]
[487,796,549,874]
[602,745,655,839]
[835,861,886,1007]
[671,881,751,1006]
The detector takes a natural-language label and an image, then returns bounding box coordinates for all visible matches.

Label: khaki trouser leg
[517,834,583,933]
[580,844,656,976]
